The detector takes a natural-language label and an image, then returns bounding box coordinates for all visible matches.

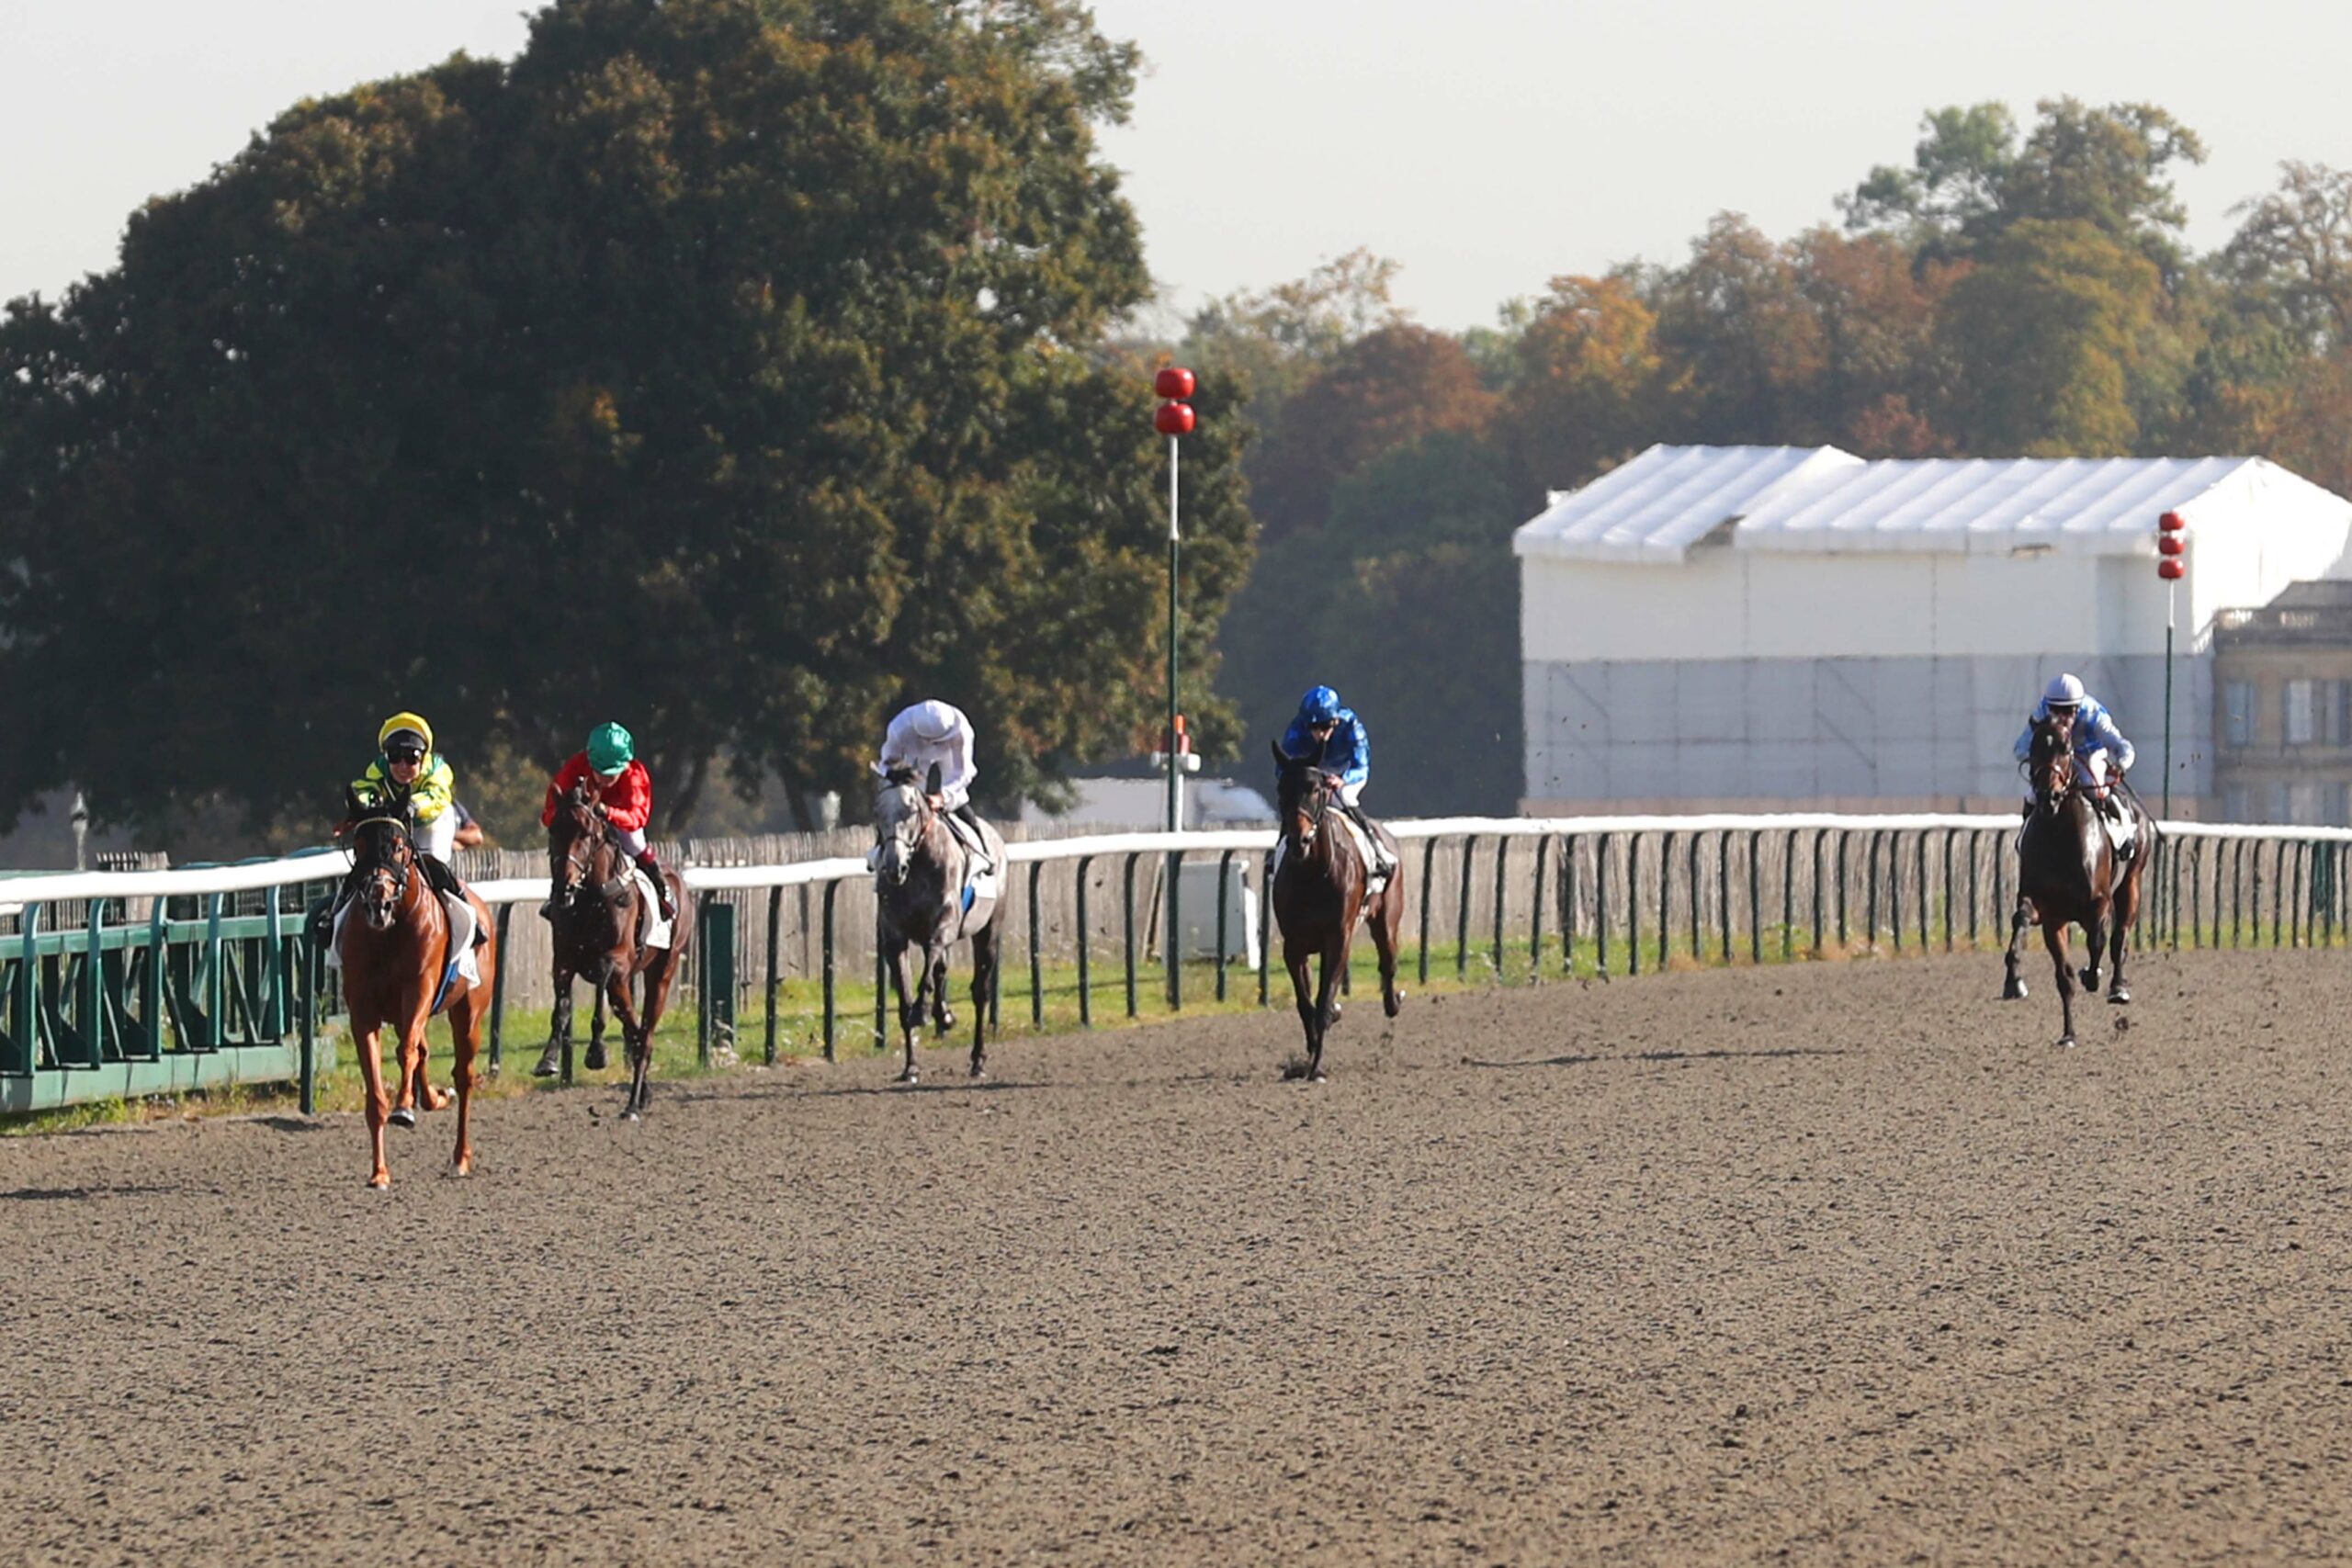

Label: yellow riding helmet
[378,711,435,755]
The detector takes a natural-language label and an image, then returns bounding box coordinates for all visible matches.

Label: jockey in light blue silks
[2013,672,2139,854]
[1275,685,1396,878]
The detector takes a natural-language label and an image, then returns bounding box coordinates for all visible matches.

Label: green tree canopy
[0,0,1251,838]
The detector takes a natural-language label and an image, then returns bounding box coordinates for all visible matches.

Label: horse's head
[548,780,609,910]
[1271,740,1337,853]
[349,810,416,931]
[872,766,932,886]
[2027,710,2077,816]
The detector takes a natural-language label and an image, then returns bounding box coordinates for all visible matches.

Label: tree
[2223,161,2352,353]
[1792,227,1962,455]
[1498,272,1672,504]
[1247,323,1496,541]
[0,0,1253,840]
[1939,219,2161,456]
[1177,247,1406,432]
[1654,213,1826,445]
[1838,103,2018,248]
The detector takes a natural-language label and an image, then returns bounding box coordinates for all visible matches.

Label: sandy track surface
[5,947,2351,1564]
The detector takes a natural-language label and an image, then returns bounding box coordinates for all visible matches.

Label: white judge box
[1167,859,1260,968]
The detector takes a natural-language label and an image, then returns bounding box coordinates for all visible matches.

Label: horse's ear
[925,761,944,795]
[1270,739,1286,768]
[344,784,368,818]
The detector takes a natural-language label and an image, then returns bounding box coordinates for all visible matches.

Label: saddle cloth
[327,891,483,1014]
[945,815,1000,908]
[628,866,675,950]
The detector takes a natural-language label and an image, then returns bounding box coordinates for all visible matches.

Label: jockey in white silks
[874,699,993,873]
[2012,672,2139,855]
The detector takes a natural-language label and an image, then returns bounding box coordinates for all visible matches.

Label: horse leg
[2041,919,2078,1048]
[535,966,572,1077]
[2000,897,2035,999]
[587,984,610,1072]
[356,1018,392,1189]
[601,960,650,1121]
[886,934,923,1084]
[931,945,956,1034]
[2109,867,2140,1006]
[2079,906,2108,995]
[387,990,442,1127]
[1368,889,1406,1019]
[1283,940,1319,1077]
[1308,942,1347,1081]
[967,923,998,1080]
[447,983,487,1177]
[627,951,679,1120]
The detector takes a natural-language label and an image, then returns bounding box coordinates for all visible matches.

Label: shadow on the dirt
[2,1184,178,1201]
[1462,1047,1852,1070]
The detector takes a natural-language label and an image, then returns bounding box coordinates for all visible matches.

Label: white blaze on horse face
[873,778,926,883]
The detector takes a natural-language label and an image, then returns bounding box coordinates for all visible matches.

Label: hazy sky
[8,1,2351,331]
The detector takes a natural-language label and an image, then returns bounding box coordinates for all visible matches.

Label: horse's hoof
[1310,1066,1329,1082]
[584,1043,608,1071]
[897,1069,919,1086]
[449,1162,472,1179]
[530,1050,560,1077]
[1384,994,1403,1019]
[969,1066,988,1081]
[937,1010,956,1032]
[622,1109,641,1123]
[2108,987,2131,1005]
[2056,1036,2077,1050]
[2000,980,2026,1001]
[388,1107,416,1130]
[367,1172,390,1190]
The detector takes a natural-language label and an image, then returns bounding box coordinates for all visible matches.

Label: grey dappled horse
[872,764,1005,1083]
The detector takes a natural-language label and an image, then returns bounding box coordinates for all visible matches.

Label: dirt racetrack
[5,946,2352,1564]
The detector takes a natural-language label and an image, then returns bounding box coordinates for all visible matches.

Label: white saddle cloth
[630,867,675,950]
[326,892,482,1003]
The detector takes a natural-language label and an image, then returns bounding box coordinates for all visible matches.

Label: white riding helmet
[909,700,960,742]
[2043,672,2086,710]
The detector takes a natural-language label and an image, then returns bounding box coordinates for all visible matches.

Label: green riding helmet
[587,722,635,776]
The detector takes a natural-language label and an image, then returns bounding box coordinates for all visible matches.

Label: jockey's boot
[1343,802,1395,880]
[636,851,675,923]
[952,802,994,874]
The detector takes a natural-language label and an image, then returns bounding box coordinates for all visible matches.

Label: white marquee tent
[1515,445,2352,814]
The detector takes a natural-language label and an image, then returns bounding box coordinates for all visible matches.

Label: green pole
[1165,432,1182,1010]
[2162,580,2176,818]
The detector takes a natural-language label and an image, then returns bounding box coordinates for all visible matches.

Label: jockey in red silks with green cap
[541,721,673,921]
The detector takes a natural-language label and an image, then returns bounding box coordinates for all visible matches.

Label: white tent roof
[1511,445,1860,564]
[1514,445,2337,563]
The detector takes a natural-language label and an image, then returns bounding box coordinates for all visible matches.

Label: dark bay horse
[872,764,1002,1084]
[335,794,496,1187]
[2001,711,2157,1047]
[536,782,690,1120]
[1270,746,1406,1080]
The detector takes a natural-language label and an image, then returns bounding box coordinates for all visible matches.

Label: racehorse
[1269,745,1406,1080]
[535,781,691,1120]
[872,763,1003,1084]
[2001,710,2157,1047]
[334,789,497,1188]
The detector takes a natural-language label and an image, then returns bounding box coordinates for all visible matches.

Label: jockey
[876,698,992,873]
[540,721,673,923]
[314,711,484,949]
[1275,684,1396,877]
[2013,673,2138,841]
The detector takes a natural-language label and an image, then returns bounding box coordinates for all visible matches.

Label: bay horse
[2000,710,2158,1047]
[535,781,690,1121]
[872,763,1003,1084]
[335,790,497,1188]
[1270,745,1406,1080]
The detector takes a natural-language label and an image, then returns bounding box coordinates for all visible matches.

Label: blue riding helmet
[1298,685,1343,725]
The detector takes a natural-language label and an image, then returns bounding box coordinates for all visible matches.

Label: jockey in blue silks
[2013,672,2139,850]
[1275,685,1396,876]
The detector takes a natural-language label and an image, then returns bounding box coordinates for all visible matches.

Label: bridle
[551,796,627,908]
[874,770,933,887]
[1280,763,1336,854]
[2026,716,2078,817]
[352,814,415,928]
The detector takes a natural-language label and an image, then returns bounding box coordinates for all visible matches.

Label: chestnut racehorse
[1270,745,1406,1080]
[335,793,497,1188]
[536,782,691,1120]
[2001,710,2157,1047]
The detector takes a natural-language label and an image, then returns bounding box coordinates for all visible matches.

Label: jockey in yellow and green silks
[351,712,458,863]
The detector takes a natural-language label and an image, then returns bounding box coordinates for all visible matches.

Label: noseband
[353,815,414,892]
[553,806,628,906]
